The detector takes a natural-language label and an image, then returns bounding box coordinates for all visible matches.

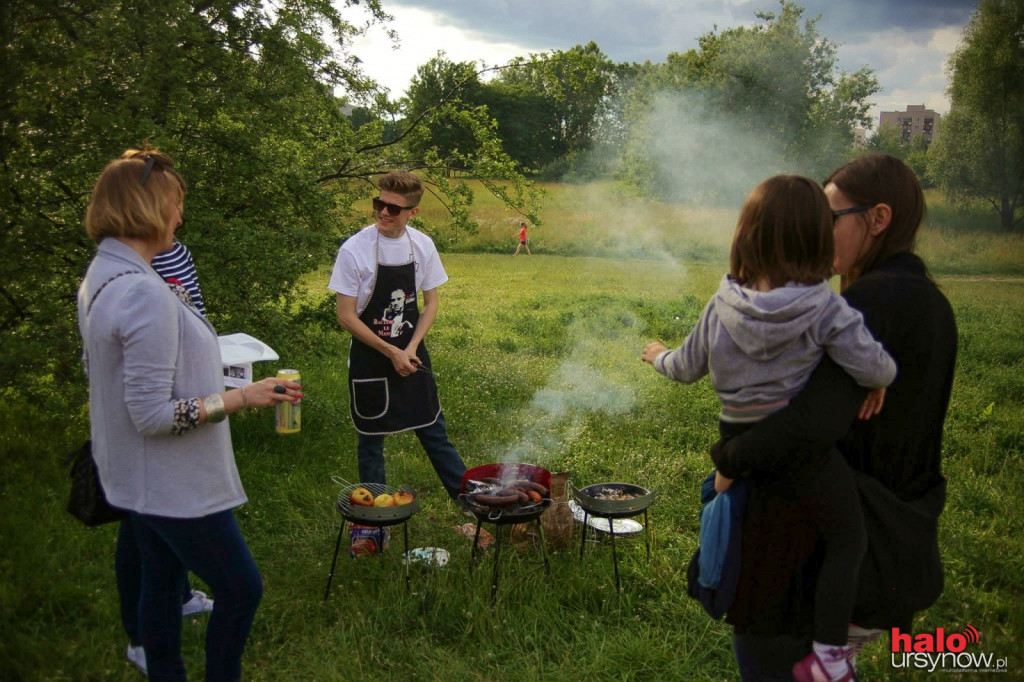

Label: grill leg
[399,522,410,592]
[578,512,589,560]
[536,519,551,580]
[643,509,651,559]
[470,519,483,568]
[323,519,347,601]
[490,525,503,603]
[609,522,621,593]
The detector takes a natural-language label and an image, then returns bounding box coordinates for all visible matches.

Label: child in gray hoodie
[643,175,895,682]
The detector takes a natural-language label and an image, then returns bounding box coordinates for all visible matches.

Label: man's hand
[388,346,419,376]
[714,471,733,494]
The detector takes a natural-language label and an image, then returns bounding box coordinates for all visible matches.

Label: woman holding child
[710,154,957,680]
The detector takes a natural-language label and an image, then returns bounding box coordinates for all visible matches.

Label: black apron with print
[348,238,440,435]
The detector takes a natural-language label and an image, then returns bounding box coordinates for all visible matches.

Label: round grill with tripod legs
[323,481,419,600]
[571,482,655,592]
[458,463,553,602]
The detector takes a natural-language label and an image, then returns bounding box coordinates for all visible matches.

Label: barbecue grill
[458,462,553,602]
[323,480,419,600]
[571,481,655,592]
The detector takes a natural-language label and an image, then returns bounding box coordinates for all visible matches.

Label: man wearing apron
[328,171,466,500]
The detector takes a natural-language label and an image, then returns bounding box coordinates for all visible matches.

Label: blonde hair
[84,148,186,245]
[730,175,834,288]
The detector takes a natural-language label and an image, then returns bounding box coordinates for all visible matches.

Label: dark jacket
[711,252,957,634]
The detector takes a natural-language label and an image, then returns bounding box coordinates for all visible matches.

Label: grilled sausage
[508,488,530,504]
[472,491,519,506]
[510,479,549,497]
[526,490,542,504]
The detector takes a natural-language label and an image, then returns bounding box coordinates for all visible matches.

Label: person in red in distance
[514,221,531,255]
[711,155,957,682]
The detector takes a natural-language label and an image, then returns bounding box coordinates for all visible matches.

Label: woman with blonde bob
[79,148,301,681]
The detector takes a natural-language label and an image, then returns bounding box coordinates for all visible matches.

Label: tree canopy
[618,0,878,202]
[0,0,536,407]
[928,0,1024,231]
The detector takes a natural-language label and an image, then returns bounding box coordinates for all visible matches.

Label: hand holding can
[275,369,301,434]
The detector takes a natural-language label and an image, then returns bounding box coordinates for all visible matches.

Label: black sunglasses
[139,155,159,187]
[372,196,417,216]
[831,205,873,222]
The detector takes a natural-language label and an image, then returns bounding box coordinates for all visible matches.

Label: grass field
[1,181,1022,680]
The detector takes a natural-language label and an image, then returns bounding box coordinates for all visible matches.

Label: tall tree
[499,42,616,159]
[0,0,536,408]
[619,1,878,201]
[928,0,1024,231]
[477,81,565,171]
[401,54,484,174]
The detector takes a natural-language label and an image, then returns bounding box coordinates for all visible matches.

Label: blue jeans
[115,519,194,646]
[132,509,262,682]
[357,411,466,499]
[733,631,811,681]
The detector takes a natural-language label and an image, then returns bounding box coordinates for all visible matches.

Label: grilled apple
[349,487,374,506]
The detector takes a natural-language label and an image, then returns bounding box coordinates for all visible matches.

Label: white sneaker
[126,643,147,674]
[181,589,214,616]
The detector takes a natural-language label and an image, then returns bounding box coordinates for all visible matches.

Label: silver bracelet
[202,393,227,423]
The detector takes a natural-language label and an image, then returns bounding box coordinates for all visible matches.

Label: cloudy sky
[348,0,978,125]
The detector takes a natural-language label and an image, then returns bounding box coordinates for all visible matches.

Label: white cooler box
[218,333,279,387]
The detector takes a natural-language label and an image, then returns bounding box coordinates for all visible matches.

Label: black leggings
[803,449,867,644]
[720,421,866,646]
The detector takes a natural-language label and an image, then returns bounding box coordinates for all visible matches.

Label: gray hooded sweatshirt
[654,275,896,422]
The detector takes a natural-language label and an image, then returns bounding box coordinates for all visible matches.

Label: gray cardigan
[77,239,246,517]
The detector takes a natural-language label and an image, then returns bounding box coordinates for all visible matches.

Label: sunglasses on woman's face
[372,197,416,216]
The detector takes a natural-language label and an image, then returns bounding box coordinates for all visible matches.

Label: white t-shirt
[328,224,449,314]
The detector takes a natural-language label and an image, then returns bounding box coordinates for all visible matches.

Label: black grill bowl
[571,482,654,519]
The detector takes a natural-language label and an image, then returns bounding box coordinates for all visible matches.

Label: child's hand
[642,342,667,365]
[858,387,887,420]
[714,471,733,493]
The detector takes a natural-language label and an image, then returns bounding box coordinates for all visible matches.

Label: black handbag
[66,439,127,526]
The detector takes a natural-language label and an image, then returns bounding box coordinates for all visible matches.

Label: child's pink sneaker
[792,651,858,682]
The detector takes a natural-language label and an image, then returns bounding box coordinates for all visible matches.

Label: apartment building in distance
[879,104,941,146]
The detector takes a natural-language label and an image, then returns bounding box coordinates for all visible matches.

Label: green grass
[2,183,1023,681]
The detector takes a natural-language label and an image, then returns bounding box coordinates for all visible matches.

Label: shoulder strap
[87,271,144,315]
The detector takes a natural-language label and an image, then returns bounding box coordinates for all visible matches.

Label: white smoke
[497,307,646,465]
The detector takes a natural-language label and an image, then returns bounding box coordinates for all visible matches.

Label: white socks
[813,641,853,680]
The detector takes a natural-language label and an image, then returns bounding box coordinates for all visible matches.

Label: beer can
[275,369,301,434]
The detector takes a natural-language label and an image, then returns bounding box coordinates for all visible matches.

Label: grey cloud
[382,0,975,63]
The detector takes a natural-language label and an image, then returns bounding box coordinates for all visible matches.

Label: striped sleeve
[151,242,207,316]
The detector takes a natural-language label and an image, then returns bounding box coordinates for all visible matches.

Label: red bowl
[460,462,551,494]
